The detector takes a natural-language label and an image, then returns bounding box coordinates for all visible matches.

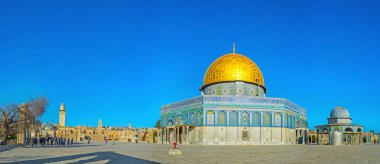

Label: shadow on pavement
[22,144,100,148]
[7,151,159,164]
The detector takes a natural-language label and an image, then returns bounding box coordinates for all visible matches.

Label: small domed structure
[330,106,351,118]
[328,106,352,124]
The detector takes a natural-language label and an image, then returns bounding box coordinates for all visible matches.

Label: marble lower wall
[196,126,296,145]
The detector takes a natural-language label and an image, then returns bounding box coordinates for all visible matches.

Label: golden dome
[202,53,265,90]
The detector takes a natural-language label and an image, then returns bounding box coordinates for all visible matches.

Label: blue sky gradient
[1,0,379,130]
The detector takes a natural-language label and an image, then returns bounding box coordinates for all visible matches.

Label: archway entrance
[345,127,353,132]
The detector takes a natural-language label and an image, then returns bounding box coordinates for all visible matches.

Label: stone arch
[206,110,215,125]
[167,120,173,126]
[312,135,316,143]
[357,128,362,132]
[308,136,312,143]
[345,127,353,132]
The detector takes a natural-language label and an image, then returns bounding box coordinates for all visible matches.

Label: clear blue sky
[1,0,379,130]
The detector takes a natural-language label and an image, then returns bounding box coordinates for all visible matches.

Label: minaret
[59,103,66,127]
[98,119,103,129]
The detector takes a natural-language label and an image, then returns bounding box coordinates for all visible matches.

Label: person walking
[31,137,34,147]
[71,138,74,145]
[104,136,108,144]
[87,137,91,144]
[33,137,38,147]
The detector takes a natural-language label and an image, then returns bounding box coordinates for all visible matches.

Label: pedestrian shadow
[7,151,159,164]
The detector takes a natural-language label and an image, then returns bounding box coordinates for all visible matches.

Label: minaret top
[60,103,65,111]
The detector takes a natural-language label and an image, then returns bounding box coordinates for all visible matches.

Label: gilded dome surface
[202,53,265,89]
[330,106,351,118]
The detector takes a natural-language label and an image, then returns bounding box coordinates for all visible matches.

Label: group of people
[27,137,75,147]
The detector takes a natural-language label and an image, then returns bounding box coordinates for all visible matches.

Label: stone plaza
[1,141,380,163]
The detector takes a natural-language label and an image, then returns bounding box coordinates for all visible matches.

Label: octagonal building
[159,46,308,145]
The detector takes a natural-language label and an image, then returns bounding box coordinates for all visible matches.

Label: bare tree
[26,97,48,136]
[0,97,48,145]
[0,104,20,145]
[26,97,48,119]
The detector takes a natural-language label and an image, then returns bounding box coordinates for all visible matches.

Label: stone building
[38,104,159,143]
[160,46,308,145]
[308,106,378,145]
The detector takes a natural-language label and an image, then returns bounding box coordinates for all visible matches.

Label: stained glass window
[275,113,282,126]
[219,111,226,125]
[207,111,214,125]
[230,111,238,125]
[253,112,261,126]
[191,113,195,124]
[242,112,249,126]
[264,112,271,126]
[197,112,202,126]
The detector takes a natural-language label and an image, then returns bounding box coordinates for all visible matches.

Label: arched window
[275,113,282,127]
[345,127,353,132]
[229,111,238,126]
[176,116,182,125]
[357,128,362,132]
[290,116,295,128]
[286,114,289,128]
[207,111,215,125]
[333,127,339,131]
[253,112,261,126]
[184,114,188,124]
[219,111,226,125]
[167,120,173,126]
[241,112,249,126]
[190,113,195,124]
[264,112,272,126]
[197,112,202,126]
